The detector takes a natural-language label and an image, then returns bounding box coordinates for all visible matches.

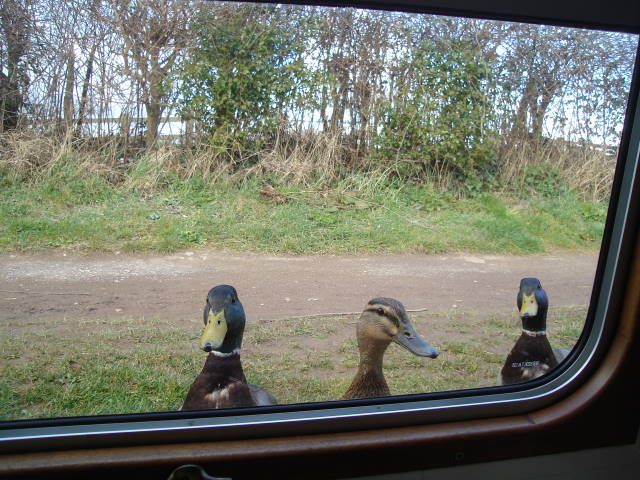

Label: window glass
[0,0,637,420]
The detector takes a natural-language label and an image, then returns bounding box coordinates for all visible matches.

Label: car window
[0,0,638,421]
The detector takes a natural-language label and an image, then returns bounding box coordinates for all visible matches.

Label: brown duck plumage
[343,298,438,400]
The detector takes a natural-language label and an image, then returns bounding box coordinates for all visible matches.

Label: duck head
[200,285,246,354]
[517,278,549,333]
[358,297,439,358]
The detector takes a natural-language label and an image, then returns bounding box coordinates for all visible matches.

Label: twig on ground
[258,307,433,323]
[0,290,92,296]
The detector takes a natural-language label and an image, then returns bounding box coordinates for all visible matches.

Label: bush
[372,39,497,193]
[522,162,567,198]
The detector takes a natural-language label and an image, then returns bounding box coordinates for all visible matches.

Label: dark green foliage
[522,162,567,197]
[178,4,311,151]
[373,39,497,192]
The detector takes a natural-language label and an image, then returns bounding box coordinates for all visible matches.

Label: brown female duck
[181,285,277,410]
[343,297,439,400]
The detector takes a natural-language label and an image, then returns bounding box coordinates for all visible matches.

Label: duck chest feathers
[343,365,390,400]
[500,332,559,385]
[181,352,250,410]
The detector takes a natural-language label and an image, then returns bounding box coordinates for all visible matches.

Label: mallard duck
[343,297,439,400]
[181,285,277,410]
[499,278,569,386]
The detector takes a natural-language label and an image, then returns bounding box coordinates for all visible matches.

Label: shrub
[522,162,567,198]
[372,39,497,193]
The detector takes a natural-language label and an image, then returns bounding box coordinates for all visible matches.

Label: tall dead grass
[0,132,239,190]
[122,144,237,192]
[0,129,616,201]
[498,136,615,201]
[561,149,616,202]
[246,129,348,186]
[0,132,120,183]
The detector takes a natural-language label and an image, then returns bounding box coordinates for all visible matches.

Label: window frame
[1,0,640,475]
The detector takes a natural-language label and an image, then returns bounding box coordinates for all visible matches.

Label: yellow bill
[519,293,538,317]
[200,309,228,351]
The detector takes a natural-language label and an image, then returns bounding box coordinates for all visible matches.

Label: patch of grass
[0,168,605,254]
[0,306,586,420]
[550,305,588,349]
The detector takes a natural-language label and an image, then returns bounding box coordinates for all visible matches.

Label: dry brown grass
[122,144,237,192]
[561,148,616,202]
[1,128,616,201]
[498,135,615,201]
[0,131,120,183]
[245,129,347,185]
[0,131,73,180]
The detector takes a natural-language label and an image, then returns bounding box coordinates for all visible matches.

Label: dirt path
[0,250,599,324]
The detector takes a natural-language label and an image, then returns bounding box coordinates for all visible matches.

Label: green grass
[0,306,586,420]
[0,166,606,254]
[0,323,197,419]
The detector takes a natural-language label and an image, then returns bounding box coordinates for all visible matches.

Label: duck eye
[376,308,384,315]
[231,297,236,304]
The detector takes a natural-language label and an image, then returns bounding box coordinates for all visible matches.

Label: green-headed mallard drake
[181,285,277,410]
[499,278,570,386]
[342,297,439,400]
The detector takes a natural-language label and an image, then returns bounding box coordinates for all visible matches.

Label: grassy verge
[0,166,606,254]
[0,305,585,420]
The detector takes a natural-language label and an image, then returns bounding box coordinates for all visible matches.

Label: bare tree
[497,25,636,144]
[100,0,192,147]
[310,8,400,161]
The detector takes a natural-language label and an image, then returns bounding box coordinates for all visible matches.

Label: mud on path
[0,250,598,325]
